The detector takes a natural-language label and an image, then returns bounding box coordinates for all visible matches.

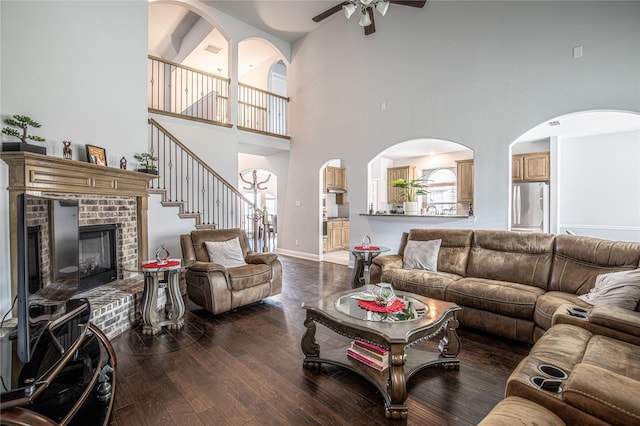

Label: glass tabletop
[343,245,390,254]
[335,285,428,323]
[123,258,195,273]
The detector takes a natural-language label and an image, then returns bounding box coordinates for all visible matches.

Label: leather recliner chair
[180,228,282,315]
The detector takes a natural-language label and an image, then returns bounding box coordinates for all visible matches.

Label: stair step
[179,213,201,219]
[195,224,217,230]
[162,201,184,207]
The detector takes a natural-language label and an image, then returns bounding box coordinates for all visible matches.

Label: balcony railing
[148,55,231,126]
[148,56,290,139]
[238,83,289,138]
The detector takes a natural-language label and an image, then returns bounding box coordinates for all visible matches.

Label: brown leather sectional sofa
[370,229,640,425]
[370,229,640,343]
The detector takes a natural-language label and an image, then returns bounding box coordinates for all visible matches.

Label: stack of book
[346,340,389,371]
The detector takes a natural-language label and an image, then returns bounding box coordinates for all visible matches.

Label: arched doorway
[321,159,350,265]
[510,110,640,241]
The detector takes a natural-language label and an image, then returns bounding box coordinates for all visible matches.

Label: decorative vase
[403,201,418,215]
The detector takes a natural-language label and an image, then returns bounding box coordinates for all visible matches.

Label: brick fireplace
[2,151,157,338]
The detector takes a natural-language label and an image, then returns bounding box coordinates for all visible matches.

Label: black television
[1,194,90,400]
[14,193,81,363]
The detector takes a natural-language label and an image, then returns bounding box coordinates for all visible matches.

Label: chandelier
[343,0,389,27]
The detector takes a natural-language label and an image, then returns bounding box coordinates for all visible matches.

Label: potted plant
[389,176,430,215]
[1,114,47,154]
[133,152,158,174]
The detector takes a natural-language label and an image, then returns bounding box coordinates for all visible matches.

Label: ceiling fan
[312,0,427,35]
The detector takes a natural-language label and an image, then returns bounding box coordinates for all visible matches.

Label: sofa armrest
[553,303,640,345]
[188,260,227,273]
[245,252,278,265]
[372,254,403,270]
[589,305,640,336]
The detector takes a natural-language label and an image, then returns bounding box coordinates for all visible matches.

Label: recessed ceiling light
[548,120,561,127]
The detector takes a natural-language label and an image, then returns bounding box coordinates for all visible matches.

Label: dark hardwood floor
[110,256,531,425]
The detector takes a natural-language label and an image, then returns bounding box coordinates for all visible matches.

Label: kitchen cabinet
[324,166,346,191]
[456,160,474,204]
[513,151,550,182]
[387,166,416,204]
[327,220,349,251]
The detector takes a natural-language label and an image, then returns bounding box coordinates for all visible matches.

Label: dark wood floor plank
[110,256,530,425]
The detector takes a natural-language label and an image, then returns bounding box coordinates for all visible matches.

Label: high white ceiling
[149,2,640,158]
[201,1,353,43]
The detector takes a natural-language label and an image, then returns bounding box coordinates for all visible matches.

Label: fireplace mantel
[1,151,156,196]
[2,151,157,300]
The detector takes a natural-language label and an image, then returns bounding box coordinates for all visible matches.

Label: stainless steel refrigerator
[512,182,550,233]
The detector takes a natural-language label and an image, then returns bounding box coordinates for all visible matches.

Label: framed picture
[86,144,107,166]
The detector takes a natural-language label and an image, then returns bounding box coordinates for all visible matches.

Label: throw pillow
[578,269,640,311]
[204,237,247,268]
[402,239,442,272]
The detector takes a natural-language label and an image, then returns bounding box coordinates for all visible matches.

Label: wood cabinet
[513,151,550,182]
[456,160,474,204]
[324,166,346,191]
[387,166,416,204]
[326,220,349,251]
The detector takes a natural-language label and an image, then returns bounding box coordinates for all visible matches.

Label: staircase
[147,118,270,251]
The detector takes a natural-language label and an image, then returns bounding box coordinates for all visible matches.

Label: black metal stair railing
[147,118,263,241]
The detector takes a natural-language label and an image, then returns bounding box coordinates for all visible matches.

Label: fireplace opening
[79,224,118,292]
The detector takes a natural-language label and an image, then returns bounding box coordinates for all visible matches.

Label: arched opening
[320,159,350,265]
[369,139,474,216]
[510,110,640,241]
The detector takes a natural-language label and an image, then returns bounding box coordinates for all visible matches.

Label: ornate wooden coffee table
[301,287,461,419]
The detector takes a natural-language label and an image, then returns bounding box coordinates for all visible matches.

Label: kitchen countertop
[325,217,349,221]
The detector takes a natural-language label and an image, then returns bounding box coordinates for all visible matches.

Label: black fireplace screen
[78,224,117,292]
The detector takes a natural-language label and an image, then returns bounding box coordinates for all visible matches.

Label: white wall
[0,0,149,315]
[283,0,640,256]
[558,130,640,241]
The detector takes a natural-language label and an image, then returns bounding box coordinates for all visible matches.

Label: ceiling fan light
[359,10,372,27]
[375,1,389,16]
[361,0,374,5]
[343,3,357,19]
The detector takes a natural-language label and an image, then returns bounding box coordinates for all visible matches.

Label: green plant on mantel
[2,114,46,144]
[133,152,158,170]
[389,176,430,202]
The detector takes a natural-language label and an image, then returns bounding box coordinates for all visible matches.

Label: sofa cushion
[563,363,640,426]
[446,277,545,320]
[381,268,461,300]
[578,269,640,310]
[548,235,640,295]
[534,291,590,331]
[405,229,473,277]
[466,230,555,290]
[205,237,247,268]
[582,334,640,379]
[403,239,441,271]
[227,264,272,291]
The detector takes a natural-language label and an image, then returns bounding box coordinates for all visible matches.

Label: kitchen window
[425,168,457,214]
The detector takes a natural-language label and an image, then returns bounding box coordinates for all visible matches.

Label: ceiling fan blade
[312,2,349,22]
[388,0,427,8]
[364,8,375,35]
